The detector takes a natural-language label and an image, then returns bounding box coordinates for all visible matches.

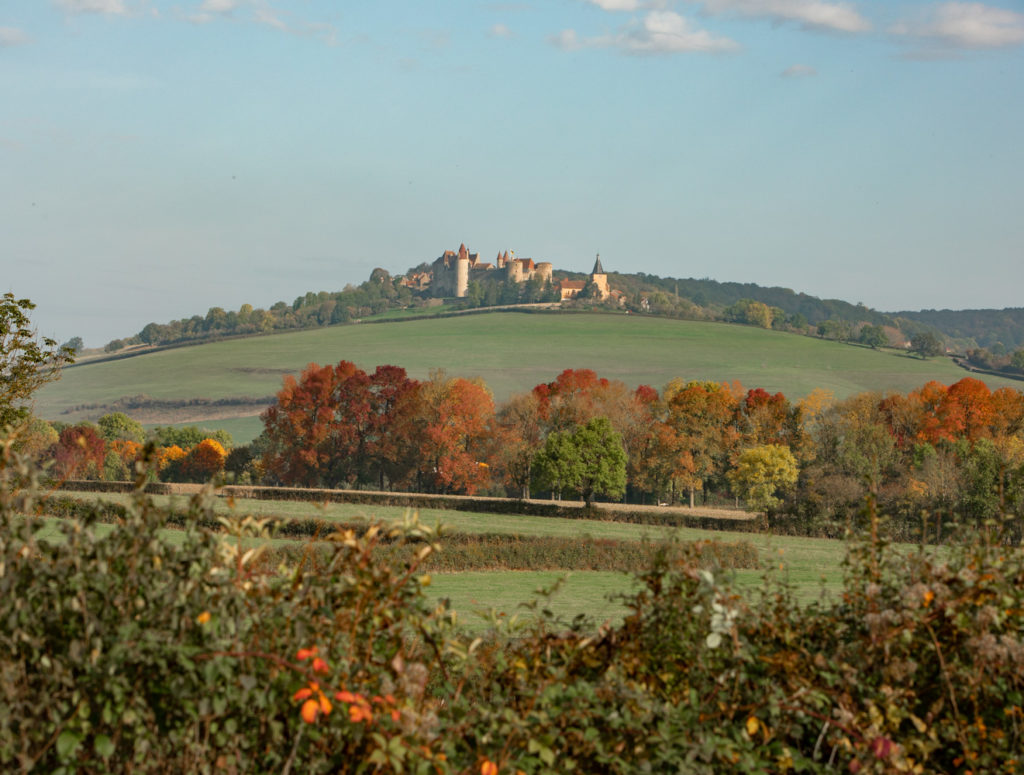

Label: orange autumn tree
[662,379,741,507]
[414,371,495,494]
[940,377,994,442]
[909,380,950,445]
[108,439,142,468]
[183,438,227,481]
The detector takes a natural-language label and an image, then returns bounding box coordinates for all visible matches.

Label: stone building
[431,243,552,298]
[557,254,611,301]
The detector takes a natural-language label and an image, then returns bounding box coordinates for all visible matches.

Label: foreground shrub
[3,437,1024,773]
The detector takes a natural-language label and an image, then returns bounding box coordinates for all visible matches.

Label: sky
[2,0,1023,347]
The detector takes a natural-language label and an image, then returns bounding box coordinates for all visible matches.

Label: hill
[896,307,1024,351]
[35,311,1023,443]
[98,260,1023,359]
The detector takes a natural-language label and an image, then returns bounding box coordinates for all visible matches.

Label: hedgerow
[40,494,759,572]
[3,438,1024,773]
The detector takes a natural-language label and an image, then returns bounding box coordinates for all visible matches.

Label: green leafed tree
[728,444,799,513]
[533,416,627,507]
[910,331,944,359]
[97,412,145,443]
[0,294,75,429]
[858,324,887,349]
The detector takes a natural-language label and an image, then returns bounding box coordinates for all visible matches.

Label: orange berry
[481,760,498,775]
[300,698,320,724]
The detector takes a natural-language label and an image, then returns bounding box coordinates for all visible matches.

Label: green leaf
[94,734,115,759]
[56,730,82,760]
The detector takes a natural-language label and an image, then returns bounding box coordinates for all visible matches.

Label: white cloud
[697,0,870,33]
[200,0,240,10]
[183,1,337,44]
[54,0,129,14]
[0,26,31,46]
[781,63,817,76]
[253,7,288,32]
[550,28,583,50]
[554,10,738,53]
[489,23,512,38]
[891,2,1024,49]
[587,0,643,9]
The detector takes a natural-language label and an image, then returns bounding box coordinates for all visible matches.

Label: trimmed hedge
[58,479,761,532]
[41,495,758,573]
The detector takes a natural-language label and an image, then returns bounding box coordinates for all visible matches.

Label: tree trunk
[689,487,695,509]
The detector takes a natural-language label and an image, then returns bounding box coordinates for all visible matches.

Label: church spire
[592,253,604,275]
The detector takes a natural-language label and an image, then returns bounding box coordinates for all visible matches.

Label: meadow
[54,490,851,624]
[36,312,1020,441]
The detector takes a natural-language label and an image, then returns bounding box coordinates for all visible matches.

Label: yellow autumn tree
[728,444,799,513]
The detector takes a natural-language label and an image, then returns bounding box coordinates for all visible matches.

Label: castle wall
[431,247,584,299]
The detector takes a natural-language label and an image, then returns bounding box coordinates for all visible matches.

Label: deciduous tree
[414,372,494,494]
[183,438,227,481]
[728,444,798,513]
[663,379,741,507]
[97,412,145,443]
[0,294,75,429]
[261,361,373,487]
[533,417,627,507]
[910,331,943,358]
[53,425,106,480]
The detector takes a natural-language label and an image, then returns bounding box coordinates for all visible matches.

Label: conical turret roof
[592,253,605,275]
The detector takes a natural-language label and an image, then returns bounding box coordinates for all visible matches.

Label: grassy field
[52,490,850,627]
[36,312,1019,442]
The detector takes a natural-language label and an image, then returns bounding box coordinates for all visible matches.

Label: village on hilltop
[399,243,622,304]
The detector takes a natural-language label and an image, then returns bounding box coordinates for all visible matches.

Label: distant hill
[38,312,1024,444]
[895,308,1024,351]
[97,261,1019,359]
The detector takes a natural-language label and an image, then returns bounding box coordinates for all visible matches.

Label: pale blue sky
[2,0,1023,346]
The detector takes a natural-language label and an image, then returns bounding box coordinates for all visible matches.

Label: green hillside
[36,312,1023,442]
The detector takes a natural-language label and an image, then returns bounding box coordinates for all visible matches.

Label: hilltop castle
[431,243,553,298]
[428,244,611,301]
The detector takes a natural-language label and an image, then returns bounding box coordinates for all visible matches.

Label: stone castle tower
[431,243,552,298]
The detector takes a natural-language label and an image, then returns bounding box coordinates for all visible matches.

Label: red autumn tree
[532,368,611,432]
[740,388,797,448]
[261,361,421,490]
[261,362,371,487]
[53,425,106,480]
[363,365,421,490]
